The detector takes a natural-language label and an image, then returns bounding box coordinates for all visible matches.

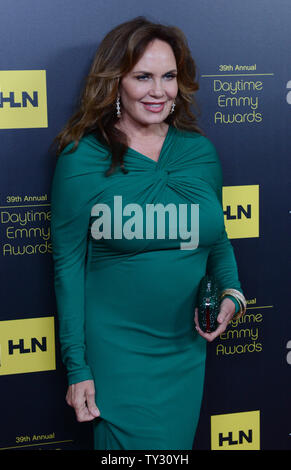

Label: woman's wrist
[67,367,94,386]
[220,289,247,320]
[222,294,240,316]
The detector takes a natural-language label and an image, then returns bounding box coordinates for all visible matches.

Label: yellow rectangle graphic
[211,410,260,450]
[0,316,56,375]
[0,70,48,129]
[223,184,259,239]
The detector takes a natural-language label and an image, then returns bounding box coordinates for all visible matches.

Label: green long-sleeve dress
[50,124,244,450]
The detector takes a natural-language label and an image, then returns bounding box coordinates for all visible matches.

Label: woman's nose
[149,79,165,96]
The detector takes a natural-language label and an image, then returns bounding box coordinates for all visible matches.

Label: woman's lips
[142,102,166,113]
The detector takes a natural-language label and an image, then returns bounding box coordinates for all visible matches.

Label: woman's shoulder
[55,132,110,173]
[173,126,219,158]
[59,132,108,157]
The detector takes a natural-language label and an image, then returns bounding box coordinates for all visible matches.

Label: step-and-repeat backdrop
[0,0,290,451]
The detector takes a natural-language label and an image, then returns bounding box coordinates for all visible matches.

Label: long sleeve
[50,142,94,385]
[206,143,245,316]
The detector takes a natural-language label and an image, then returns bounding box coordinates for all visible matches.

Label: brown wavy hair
[52,16,204,176]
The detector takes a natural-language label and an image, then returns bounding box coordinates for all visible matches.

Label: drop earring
[170,100,176,114]
[116,95,121,118]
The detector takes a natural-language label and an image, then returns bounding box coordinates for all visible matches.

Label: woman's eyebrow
[132,69,177,75]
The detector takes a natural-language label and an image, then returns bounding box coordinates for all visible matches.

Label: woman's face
[118,39,178,127]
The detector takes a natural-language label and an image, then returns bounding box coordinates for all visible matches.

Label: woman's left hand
[194,297,236,342]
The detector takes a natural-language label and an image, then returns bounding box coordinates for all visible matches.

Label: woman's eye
[136,73,177,81]
[165,73,177,80]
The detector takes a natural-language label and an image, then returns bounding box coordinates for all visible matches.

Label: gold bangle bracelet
[220,288,247,320]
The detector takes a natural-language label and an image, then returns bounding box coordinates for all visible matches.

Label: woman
[50,16,246,450]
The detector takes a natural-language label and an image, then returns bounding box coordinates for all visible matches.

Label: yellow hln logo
[222,184,259,239]
[0,70,48,129]
[0,317,56,375]
[211,410,260,450]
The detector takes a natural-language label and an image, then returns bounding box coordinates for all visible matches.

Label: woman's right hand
[66,379,101,422]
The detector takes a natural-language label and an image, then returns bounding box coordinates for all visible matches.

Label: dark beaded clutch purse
[197,274,221,333]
